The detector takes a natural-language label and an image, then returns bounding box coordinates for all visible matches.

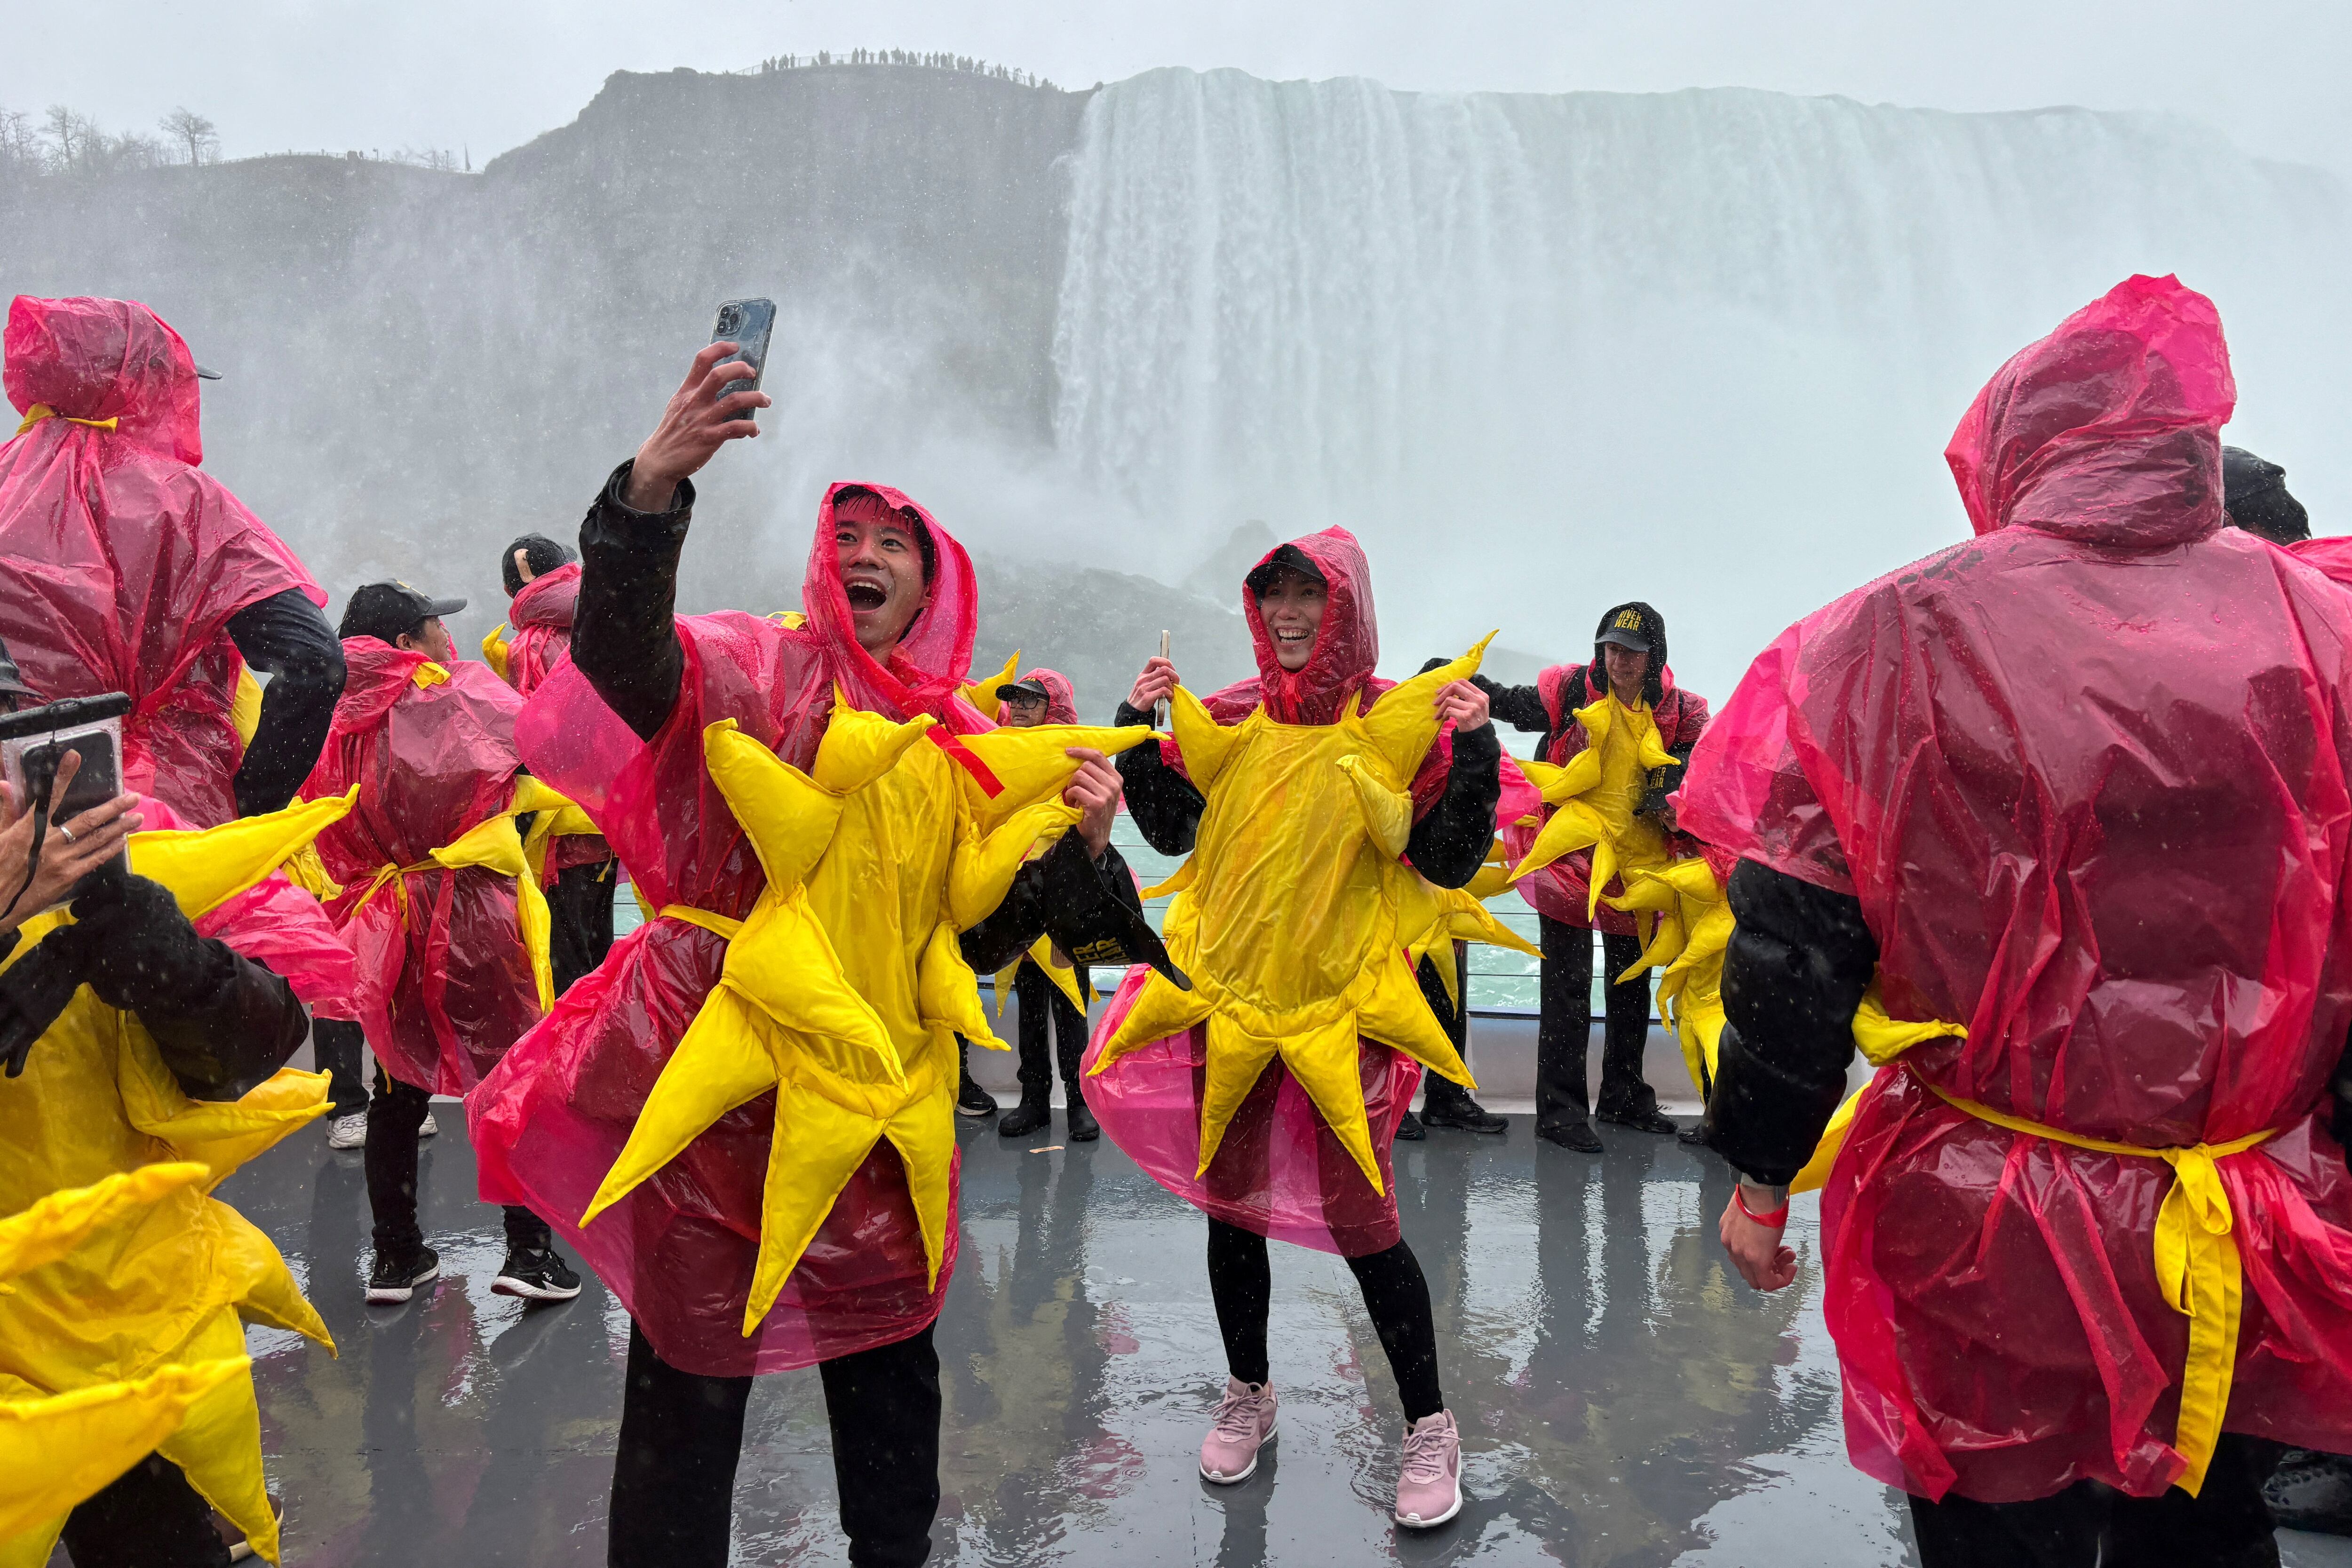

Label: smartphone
[710,298,776,423]
[0,692,134,900]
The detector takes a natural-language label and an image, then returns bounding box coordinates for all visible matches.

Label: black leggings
[1907,1433,2283,1568]
[61,1452,230,1567]
[608,1319,940,1568]
[1205,1217,1443,1422]
[364,1068,547,1258]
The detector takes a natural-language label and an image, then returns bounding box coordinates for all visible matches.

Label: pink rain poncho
[1501,661,1711,934]
[1085,527,1499,1255]
[301,640,540,1096]
[469,483,993,1376]
[1001,667,1080,726]
[0,297,321,828]
[1678,275,2352,1503]
[498,561,609,876]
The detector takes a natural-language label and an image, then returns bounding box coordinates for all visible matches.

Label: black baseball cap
[1002,677,1053,701]
[340,581,467,645]
[1597,606,1652,653]
[193,364,222,381]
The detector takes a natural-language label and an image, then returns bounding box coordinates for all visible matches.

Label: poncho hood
[331,637,439,738]
[509,560,580,633]
[1225,526,1379,727]
[803,482,984,730]
[1013,668,1079,726]
[1945,274,2234,550]
[5,295,206,466]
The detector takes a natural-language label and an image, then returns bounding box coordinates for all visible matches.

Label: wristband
[1733,1186,1790,1229]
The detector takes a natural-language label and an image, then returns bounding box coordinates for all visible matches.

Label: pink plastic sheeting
[0,296,321,828]
[302,639,537,1096]
[500,561,608,876]
[1678,275,2352,1503]
[471,481,985,1377]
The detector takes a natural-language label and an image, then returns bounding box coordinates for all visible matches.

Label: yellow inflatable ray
[1095,640,1500,1193]
[1603,859,1735,1096]
[0,801,349,1566]
[480,624,512,682]
[994,936,1089,1019]
[1397,863,1541,1018]
[1509,694,1677,917]
[584,705,1136,1336]
[960,650,1021,720]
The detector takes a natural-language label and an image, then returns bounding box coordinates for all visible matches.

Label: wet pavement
[184,1112,2352,1566]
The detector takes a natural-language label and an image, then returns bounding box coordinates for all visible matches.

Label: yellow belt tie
[658,905,744,942]
[1922,1075,2276,1496]
[13,404,118,437]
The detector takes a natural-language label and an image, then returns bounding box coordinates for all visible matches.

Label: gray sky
[7,0,2348,179]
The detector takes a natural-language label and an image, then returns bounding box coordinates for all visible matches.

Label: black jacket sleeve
[574,460,693,743]
[958,835,1146,975]
[1471,673,1553,736]
[1405,721,1501,889]
[0,875,309,1099]
[226,588,347,817]
[1701,860,1879,1186]
[1113,700,1206,856]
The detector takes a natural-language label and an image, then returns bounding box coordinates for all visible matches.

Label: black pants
[549,857,619,997]
[314,1015,370,1119]
[1011,959,1089,1111]
[1908,1434,2283,1568]
[1415,942,1481,1117]
[364,1068,547,1258]
[1536,917,1655,1130]
[1205,1217,1443,1422]
[607,1318,940,1568]
[61,1452,230,1567]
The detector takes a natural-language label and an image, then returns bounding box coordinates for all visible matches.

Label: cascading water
[1053,67,2352,691]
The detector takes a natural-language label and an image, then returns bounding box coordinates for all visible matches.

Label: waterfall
[1052,67,2352,692]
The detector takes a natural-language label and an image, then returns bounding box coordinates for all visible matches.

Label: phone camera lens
[718,306,741,333]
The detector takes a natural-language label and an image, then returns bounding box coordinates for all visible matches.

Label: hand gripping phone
[710,298,777,423]
[0,691,134,917]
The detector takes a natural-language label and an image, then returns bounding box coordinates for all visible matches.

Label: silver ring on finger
[56,825,77,844]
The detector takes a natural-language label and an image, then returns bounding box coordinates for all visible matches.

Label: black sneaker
[1421,1095,1508,1134]
[1536,1121,1604,1153]
[2266,1449,2352,1536]
[1677,1122,1711,1147]
[998,1099,1051,1139]
[957,1077,999,1118]
[1597,1105,1678,1136]
[366,1245,440,1305]
[493,1245,583,1303]
[1065,1099,1100,1143]
[1394,1109,1427,1141]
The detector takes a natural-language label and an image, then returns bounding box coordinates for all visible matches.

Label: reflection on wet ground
[185,1115,2352,1566]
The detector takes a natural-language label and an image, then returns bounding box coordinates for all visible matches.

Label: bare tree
[0,109,38,176]
[159,106,219,166]
[42,104,90,172]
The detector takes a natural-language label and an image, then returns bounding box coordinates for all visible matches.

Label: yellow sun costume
[0,793,351,1565]
[1093,640,1510,1196]
[580,706,1148,1334]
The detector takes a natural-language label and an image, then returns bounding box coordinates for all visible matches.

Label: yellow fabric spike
[947,722,1152,832]
[411,661,450,689]
[1166,685,1246,790]
[0,1164,208,1282]
[1096,650,1491,1190]
[959,650,1022,720]
[946,798,1082,931]
[1508,797,1607,883]
[1789,989,1970,1192]
[589,698,1093,1337]
[992,936,1087,1020]
[766,609,810,630]
[127,788,358,921]
[230,669,263,747]
[152,1310,282,1561]
[0,1357,247,1556]
[1336,755,1413,858]
[1142,858,1197,901]
[1354,631,1495,779]
[513,773,599,885]
[480,625,512,682]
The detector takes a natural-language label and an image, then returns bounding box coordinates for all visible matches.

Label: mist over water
[2,61,2346,706]
[1053,67,2352,698]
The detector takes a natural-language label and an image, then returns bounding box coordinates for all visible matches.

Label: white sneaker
[326,1112,367,1150]
[418,1110,438,1139]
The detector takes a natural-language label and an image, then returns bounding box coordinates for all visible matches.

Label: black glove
[0,922,97,1077]
[67,868,231,1018]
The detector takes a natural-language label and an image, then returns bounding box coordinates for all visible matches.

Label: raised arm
[226,588,347,816]
[1470,672,1555,735]
[572,342,772,743]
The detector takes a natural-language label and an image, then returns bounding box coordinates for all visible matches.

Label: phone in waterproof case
[710,298,776,423]
[0,692,134,908]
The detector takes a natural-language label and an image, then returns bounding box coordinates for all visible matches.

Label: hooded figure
[1683,276,2352,1562]
[1479,602,1713,1149]
[1098,525,1528,1529]
[0,296,344,828]
[2223,445,2311,545]
[467,441,1160,1566]
[299,624,577,1306]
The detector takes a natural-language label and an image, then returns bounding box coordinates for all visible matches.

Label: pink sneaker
[1394,1409,1462,1528]
[1199,1376,1278,1483]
